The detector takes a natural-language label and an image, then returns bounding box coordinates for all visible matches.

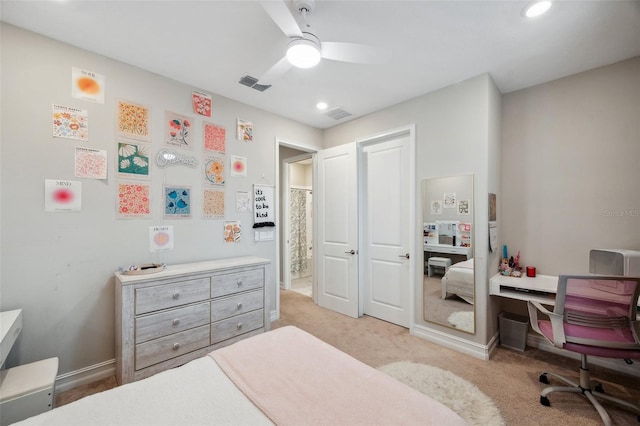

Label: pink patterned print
[203,189,224,219]
[204,123,226,153]
[118,183,150,216]
[75,148,107,179]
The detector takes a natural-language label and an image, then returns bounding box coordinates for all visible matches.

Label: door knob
[344,250,356,255]
[398,253,410,259]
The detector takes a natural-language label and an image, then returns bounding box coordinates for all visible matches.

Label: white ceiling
[2,0,639,129]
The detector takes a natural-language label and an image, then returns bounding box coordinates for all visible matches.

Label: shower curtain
[290,188,308,273]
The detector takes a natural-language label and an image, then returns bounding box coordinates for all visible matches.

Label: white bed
[14,326,467,426]
[442,258,474,305]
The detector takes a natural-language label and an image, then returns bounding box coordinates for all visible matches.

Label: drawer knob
[236,302,243,310]
[236,279,243,287]
[172,319,180,326]
[236,323,243,330]
[172,343,181,350]
[172,292,180,299]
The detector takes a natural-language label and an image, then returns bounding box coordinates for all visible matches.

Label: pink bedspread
[210,326,467,426]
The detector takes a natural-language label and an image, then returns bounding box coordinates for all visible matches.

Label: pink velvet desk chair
[527,274,640,425]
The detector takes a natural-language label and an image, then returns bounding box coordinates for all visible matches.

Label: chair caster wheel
[594,383,604,393]
[539,374,549,384]
[540,396,550,407]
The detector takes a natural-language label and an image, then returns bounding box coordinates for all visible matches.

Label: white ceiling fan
[254,0,391,85]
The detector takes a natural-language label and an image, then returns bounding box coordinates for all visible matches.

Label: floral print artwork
[203,189,224,219]
[165,111,193,149]
[203,122,226,153]
[204,156,225,186]
[117,100,150,141]
[75,147,107,179]
[117,141,150,179]
[164,186,191,218]
[53,104,88,141]
[192,90,212,117]
[224,220,241,243]
[117,182,150,218]
[236,118,253,142]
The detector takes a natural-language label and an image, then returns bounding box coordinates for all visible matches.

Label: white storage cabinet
[115,257,270,385]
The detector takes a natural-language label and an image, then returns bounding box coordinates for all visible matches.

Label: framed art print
[203,122,226,153]
[164,185,191,219]
[203,156,225,186]
[117,140,150,179]
[117,100,150,141]
[117,181,151,218]
[165,111,194,149]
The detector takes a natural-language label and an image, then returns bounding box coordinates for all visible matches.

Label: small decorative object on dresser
[115,256,271,385]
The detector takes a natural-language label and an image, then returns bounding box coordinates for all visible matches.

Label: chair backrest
[554,275,640,348]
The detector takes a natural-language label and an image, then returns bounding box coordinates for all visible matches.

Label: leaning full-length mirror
[422,175,474,334]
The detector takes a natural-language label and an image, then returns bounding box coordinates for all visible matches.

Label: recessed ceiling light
[523,1,552,18]
[316,102,328,110]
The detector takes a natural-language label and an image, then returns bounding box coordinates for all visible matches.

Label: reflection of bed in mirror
[442,258,474,305]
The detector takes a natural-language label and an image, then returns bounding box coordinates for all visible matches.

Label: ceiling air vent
[239,75,271,92]
[324,107,352,120]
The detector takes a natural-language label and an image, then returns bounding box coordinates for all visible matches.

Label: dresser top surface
[116,256,270,285]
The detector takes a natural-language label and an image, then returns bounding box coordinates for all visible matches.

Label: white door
[316,143,359,318]
[361,132,413,327]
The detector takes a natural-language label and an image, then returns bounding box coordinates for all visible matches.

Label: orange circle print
[77,76,101,95]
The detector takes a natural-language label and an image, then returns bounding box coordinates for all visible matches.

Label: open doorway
[276,140,317,318]
[287,158,313,297]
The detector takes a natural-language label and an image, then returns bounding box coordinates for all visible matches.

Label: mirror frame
[421,174,475,334]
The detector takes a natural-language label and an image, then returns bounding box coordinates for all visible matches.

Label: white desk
[489,273,557,305]
[1,309,23,368]
[424,243,472,259]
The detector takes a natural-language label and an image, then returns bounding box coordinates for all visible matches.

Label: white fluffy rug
[447,311,474,333]
[379,361,505,426]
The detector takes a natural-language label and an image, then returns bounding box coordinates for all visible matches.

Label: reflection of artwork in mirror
[431,200,442,215]
[458,200,470,215]
[443,192,456,208]
[422,175,474,334]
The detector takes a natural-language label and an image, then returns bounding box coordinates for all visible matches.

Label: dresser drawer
[135,302,210,344]
[211,268,263,298]
[135,325,210,370]
[211,310,264,344]
[211,289,263,322]
[136,278,210,314]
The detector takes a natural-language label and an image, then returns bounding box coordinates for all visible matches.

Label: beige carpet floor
[58,289,640,426]
[274,290,640,426]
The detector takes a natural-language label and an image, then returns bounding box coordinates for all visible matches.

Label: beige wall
[0,23,322,375]
[322,74,500,345]
[501,57,640,279]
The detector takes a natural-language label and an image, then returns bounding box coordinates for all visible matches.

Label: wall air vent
[239,75,271,92]
[324,107,352,120]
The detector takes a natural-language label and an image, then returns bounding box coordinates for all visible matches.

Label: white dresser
[115,257,271,384]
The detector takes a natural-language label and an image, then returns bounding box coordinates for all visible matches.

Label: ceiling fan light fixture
[287,37,321,68]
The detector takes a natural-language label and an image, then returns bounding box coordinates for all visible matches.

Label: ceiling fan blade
[260,1,303,38]
[321,42,391,65]
[259,56,293,85]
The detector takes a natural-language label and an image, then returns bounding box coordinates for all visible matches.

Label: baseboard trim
[54,359,115,393]
[527,333,640,378]
[411,324,491,360]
